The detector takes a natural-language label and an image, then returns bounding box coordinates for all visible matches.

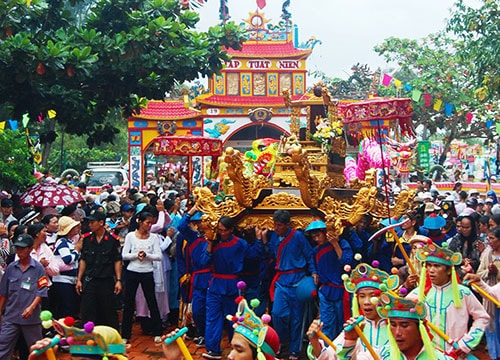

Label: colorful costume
[200,234,265,356]
[308,220,353,340]
[409,242,490,355]
[178,212,211,339]
[266,227,317,356]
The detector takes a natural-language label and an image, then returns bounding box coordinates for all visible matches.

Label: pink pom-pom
[233,323,238,329]
[409,308,416,312]
[237,281,247,290]
[261,314,271,324]
[83,321,94,333]
[67,336,74,345]
[343,264,351,272]
[372,260,380,268]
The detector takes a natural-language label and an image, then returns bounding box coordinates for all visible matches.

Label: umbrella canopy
[20,182,84,208]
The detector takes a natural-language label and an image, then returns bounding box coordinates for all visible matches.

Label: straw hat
[57,216,80,236]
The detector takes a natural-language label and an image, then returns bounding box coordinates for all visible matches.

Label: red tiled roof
[197,94,310,107]
[133,100,200,120]
[225,41,312,59]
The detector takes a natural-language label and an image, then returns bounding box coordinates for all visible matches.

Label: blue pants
[0,322,42,360]
[272,282,305,354]
[205,290,237,354]
[319,291,344,340]
[192,287,207,337]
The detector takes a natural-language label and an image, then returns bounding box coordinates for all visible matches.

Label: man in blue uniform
[262,210,318,360]
[0,234,48,359]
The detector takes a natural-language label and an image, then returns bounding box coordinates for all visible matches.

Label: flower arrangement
[309,116,344,152]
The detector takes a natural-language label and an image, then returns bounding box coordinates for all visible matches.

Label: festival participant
[307,262,399,359]
[52,216,82,319]
[26,223,60,277]
[407,241,489,357]
[41,214,59,250]
[200,216,266,360]
[422,213,448,246]
[76,210,122,331]
[475,226,500,360]
[261,210,317,360]
[343,292,453,360]
[0,234,49,359]
[121,211,163,344]
[305,219,353,340]
[177,204,210,346]
[448,215,481,273]
[161,298,280,360]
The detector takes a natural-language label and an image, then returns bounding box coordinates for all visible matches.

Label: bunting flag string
[379,72,488,126]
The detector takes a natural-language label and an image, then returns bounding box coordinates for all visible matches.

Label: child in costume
[407,241,489,358]
[307,262,399,360]
[161,298,280,360]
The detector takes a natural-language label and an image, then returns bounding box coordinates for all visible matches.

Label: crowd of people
[1,175,500,360]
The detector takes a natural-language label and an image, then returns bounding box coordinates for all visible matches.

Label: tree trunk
[41,118,56,168]
[438,115,458,165]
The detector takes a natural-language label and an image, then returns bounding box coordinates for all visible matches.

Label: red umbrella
[20,182,84,208]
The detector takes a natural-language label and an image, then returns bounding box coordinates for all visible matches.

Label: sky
[195,0,459,79]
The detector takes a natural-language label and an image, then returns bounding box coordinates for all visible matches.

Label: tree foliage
[447,0,500,100]
[373,0,500,164]
[0,130,36,192]
[0,0,246,148]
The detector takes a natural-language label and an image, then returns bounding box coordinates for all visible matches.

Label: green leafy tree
[0,130,36,192]
[0,0,245,157]
[447,0,500,100]
[374,31,495,164]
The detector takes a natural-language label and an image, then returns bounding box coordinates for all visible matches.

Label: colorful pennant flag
[423,93,432,107]
[0,121,5,132]
[411,89,422,102]
[486,120,494,129]
[393,78,402,88]
[8,119,18,131]
[48,109,57,119]
[466,112,473,124]
[22,113,30,127]
[382,73,393,86]
[256,0,266,9]
[433,99,443,111]
[404,83,412,92]
[444,103,454,116]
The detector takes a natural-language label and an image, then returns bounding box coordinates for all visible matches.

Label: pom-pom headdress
[343,263,399,294]
[376,292,436,360]
[343,262,399,317]
[416,240,462,307]
[39,311,126,359]
[227,298,278,360]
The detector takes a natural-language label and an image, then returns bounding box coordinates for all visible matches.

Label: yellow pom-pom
[354,253,362,261]
[42,320,53,329]
[341,274,349,281]
[370,297,379,305]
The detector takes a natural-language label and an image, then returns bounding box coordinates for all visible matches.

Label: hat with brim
[13,233,34,248]
[19,209,40,226]
[424,202,441,213]
[57,216,80,236]
[423,213,446,230]
[190,211,204,221]
[409,235,431,246]
[305,220,327,233]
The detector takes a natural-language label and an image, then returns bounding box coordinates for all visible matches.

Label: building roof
[196,94,310,108]
[225,41,312,59]
[132,100,201,120]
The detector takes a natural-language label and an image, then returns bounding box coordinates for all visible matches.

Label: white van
[84,161,129,193]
